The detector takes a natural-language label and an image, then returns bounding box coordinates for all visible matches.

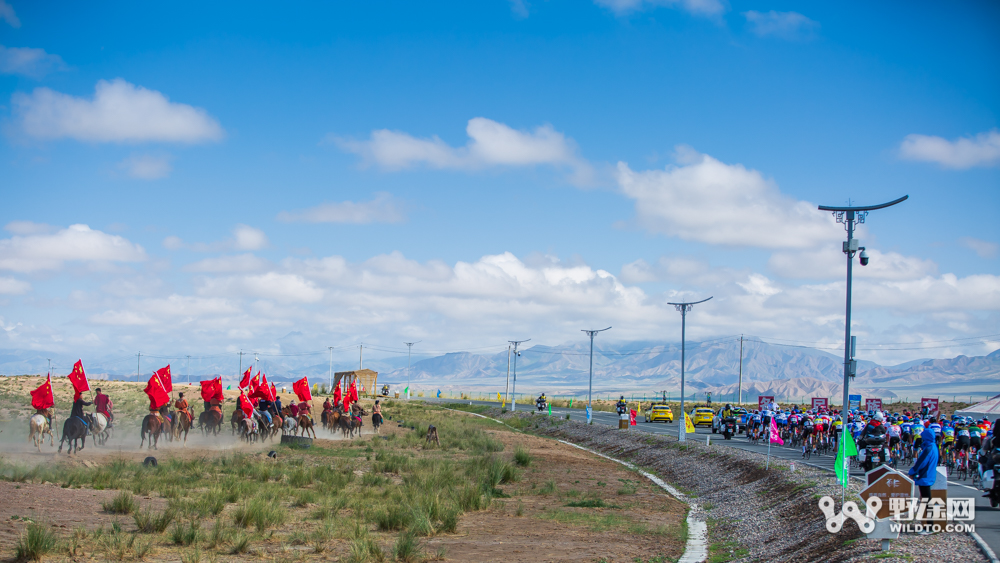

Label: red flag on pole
[200,378,220,403]
[239,367,251,389]
[213,377,225,402]
[238,392,253,418]
[270,382,277,400]
[31,375,55,410]
[333,383,342,405]
[260,373,276,401]
[350,380,359,402]
[156,365,172,394]
[67,360,90,398]
[343,386,351,412]
[629,409,637,426]
[144,372,170,410]
[292,377,312,402]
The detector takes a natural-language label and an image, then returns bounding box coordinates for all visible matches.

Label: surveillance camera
[859,249,869,266]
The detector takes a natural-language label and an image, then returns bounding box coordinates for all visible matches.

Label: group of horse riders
[32,387,115,437]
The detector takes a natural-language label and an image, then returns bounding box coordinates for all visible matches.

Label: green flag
[404,386,409,394]
[834,431,858,487]
[569,398,573,408]
[548,403,552,416]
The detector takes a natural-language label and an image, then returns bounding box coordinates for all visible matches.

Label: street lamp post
[818,195,906,491]
[404,341,420,400]
[508,339,530,411]
[817,196,907,417]
[667,297,712,442]
[582,327,611,424]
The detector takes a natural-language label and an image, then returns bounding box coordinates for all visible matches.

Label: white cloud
[0,224,146,273]
[13,78,224,143]
[184,254,271,273]
[4,221,55,235]
[509,0,529,18]
[743,10,818,39]
[768,245,938,281]
[594,0,726,18]
[197,272,324,304]
[337,117,593,184]
[0,1,19,27]
[118,153,173,180]
[898,129,1000,169]
[616,147,838,249]
[0,45,65,78]
[960,237,999,259]
[277,193,406,224]
[163,225,269,252]
[0,277,30,294]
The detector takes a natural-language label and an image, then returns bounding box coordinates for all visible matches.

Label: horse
[372,411,383,434]
[140,413,162,450]
[173,409,193,444]
[88,413,109,446]
[159,406,174,443]
[297,413,317,438]
[58,416,88,455]
[282,415,297,436]
[240,416,258,443]
[199,407,223,436]
[28,414,54,450]
[231,409,244,435]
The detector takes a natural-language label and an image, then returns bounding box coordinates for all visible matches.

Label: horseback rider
[95,387,113,427]
[297,400,312,419]
[322,397,333,424]
[257,396,273,426]
[274,395,283,415]
[373,399,383,426]
[288,400,300,418]
[71,395,93,433]
[174,392,192,426]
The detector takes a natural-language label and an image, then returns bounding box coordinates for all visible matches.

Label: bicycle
[956,450,969,481]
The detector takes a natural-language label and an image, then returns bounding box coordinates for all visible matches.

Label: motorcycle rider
[615,396,627,416]
[536,393,547,412]
[858,411,889,468]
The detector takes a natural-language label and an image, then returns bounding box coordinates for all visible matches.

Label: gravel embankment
[488,410,987,563]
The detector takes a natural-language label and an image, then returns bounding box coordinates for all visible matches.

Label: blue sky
[1,0,998,368]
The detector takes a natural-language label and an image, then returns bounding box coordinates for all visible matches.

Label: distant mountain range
[2,338,997,403]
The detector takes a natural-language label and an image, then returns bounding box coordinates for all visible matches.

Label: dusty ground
[0,404,686,562]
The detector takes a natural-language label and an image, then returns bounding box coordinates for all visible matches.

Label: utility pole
[738,335,743,406]
[239,350,244,378]
[46,358,51,377]
[508,339,530,411]
[404,341,420,400]
[328,347,334,391]
[504,345,512,408]
[359,344,363,370]
[818,195,907,489]
[582,327,611,424]
[667,297,712,442]
[186,355,191,386]
[136,352,141,383]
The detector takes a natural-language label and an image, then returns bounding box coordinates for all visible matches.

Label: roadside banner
[866,398,882,411]
[629,409,637,426]
[811,397,828,411]
[758,396,775,412]
[849,394,862,410]
[920,398,939,418]
[684,412,696,433]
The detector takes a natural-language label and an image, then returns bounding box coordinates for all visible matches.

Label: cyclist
[801,415,814,457]
[887,419,902,457]
[970,420,984,453]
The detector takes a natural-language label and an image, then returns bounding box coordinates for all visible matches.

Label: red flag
[292,377,312,402]
[200,378,219,403]
[629,409,637,426]
[144,372,170,410]
[333,383,341,405]
[67,360,90,395]
[249,371,260,392]
[239,392,253,418]
[156,365,172,394]
[213,377,225,402]
[239,367,251,389]
[260,373,276,401]
[31,375,55,410]
[270,382,276,400]
[350,380,359,402]
[342,386,351,412]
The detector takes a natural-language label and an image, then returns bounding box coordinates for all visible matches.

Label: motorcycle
[859,436,889,472]
[723,417,736,440]
[536,399,547,412]
[976,450,999,508]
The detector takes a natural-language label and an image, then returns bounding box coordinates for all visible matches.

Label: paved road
[424,397,999,557]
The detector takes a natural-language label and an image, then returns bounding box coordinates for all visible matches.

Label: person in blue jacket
[909,426,939,533]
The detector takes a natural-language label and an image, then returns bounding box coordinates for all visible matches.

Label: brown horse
[231,409,244,435]
[297,413,316,438]
[323,408,342,433]
[140,413,162,450]
[159,406,174,443]
[173,409,193,443]
[199,407,223,436]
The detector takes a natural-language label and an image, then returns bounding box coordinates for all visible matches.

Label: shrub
[374,503,413,531]
[513,445,531,467]
[439,508,459,533]
[133,507,175,533]
[16,522,58,561]
[169,520,200,546]
[232,497,286,532]
[393,530,424,563]
[103,491,136,514]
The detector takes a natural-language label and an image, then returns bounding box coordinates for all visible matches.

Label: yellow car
[645,405,674,423]
[691,408,715,426]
